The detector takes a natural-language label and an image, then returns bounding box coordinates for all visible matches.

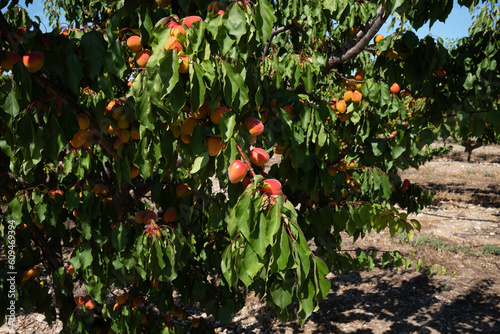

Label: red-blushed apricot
[165,36,183,53]
[135,210,148,223]
[354,70,365,81]
[131,166,139,179]
[22,51,45,72]
[114,138,123,150]
[85,300,95,309]
[67,264,75,274]
[242,176,252,190]
[401,179,411,192]
[180,117,198,135]
[171,25,185,37]
[151,279,160,289]
[228,160,248,183]
[328,166,337,176]
[105,100,117,113]
[71,130,88,148]
[176,183,190,197]
[293,18,303,28]
[436,69,446,78]
[21,271,31,282]
[207,1,220,13]
[207,136,225,156]
[143,212,157,225]
[192,101,211,119]
[336,99,346,113]
[133,297,145,307]
[166,20,180,29]
[178,54,189,73]
[182,16,203,28]
[75,296,86,307]
[27,268,39,278]
[344,90,353,102]
[156,0,171,8]
[283,105,293,118]
[127,36,142,53]
[390,83,400,94]
[1,51,21,70]
[249,148,269,167]
[210,106,229,125]
[352,90,362,103]
[135,49,151,68]
[116,292,129,305]
[163,207,177,222]
[261,179,282,195]
[244,118,264,136]
[336,161,347,172]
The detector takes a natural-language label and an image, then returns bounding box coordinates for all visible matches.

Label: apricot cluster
[70,113,93,148]
[330,70,364,122]
[328,159,361,200]
[103,99,141,149]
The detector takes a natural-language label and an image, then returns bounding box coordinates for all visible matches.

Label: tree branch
[322,4,389,71]
[262,23,294,57]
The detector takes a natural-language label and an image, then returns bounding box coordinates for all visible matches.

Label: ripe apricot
[244,118,264,136]
[228,160,248,183]
[127,36,142,53]
[207,136,225,156]
[249,148,269,167]
[135,49,151,68]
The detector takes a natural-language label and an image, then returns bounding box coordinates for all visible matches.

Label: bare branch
[262,23,294,57]
[331,69,364,83]
[322,4,389,71]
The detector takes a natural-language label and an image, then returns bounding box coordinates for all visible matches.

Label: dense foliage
[1,0,498,332]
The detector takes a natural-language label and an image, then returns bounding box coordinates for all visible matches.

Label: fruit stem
[235,142,256,178]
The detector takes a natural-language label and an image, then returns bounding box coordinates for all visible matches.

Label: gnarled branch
[262,23,294,57]
[322,4,389,72]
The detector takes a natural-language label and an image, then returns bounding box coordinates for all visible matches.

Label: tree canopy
[0,0,499,332]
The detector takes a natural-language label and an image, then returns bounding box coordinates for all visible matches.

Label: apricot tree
[1,0,499,333]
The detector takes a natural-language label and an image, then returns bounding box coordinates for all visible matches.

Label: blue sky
[22,0,476,40]
[380,0,476,41]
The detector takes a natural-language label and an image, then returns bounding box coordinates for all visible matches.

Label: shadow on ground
[240,267,500,333]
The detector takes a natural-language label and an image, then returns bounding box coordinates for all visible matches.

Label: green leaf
[242,246,263,283]
[112,223,128,253]
[3,89,19,118]
[265,202,281,244]
[219,112,236,142]
[255,0,274,42]
[189,62,206,112]
[225,3,247,43]
[220,60,249,109]
[80,31,106,79]
[105,37,127,78]
[190,151,210,174]
[464,73,475,90]
[271,285,293,310]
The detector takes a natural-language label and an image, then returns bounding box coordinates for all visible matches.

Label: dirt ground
[214,142,500,334]
[2,142,499,333]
